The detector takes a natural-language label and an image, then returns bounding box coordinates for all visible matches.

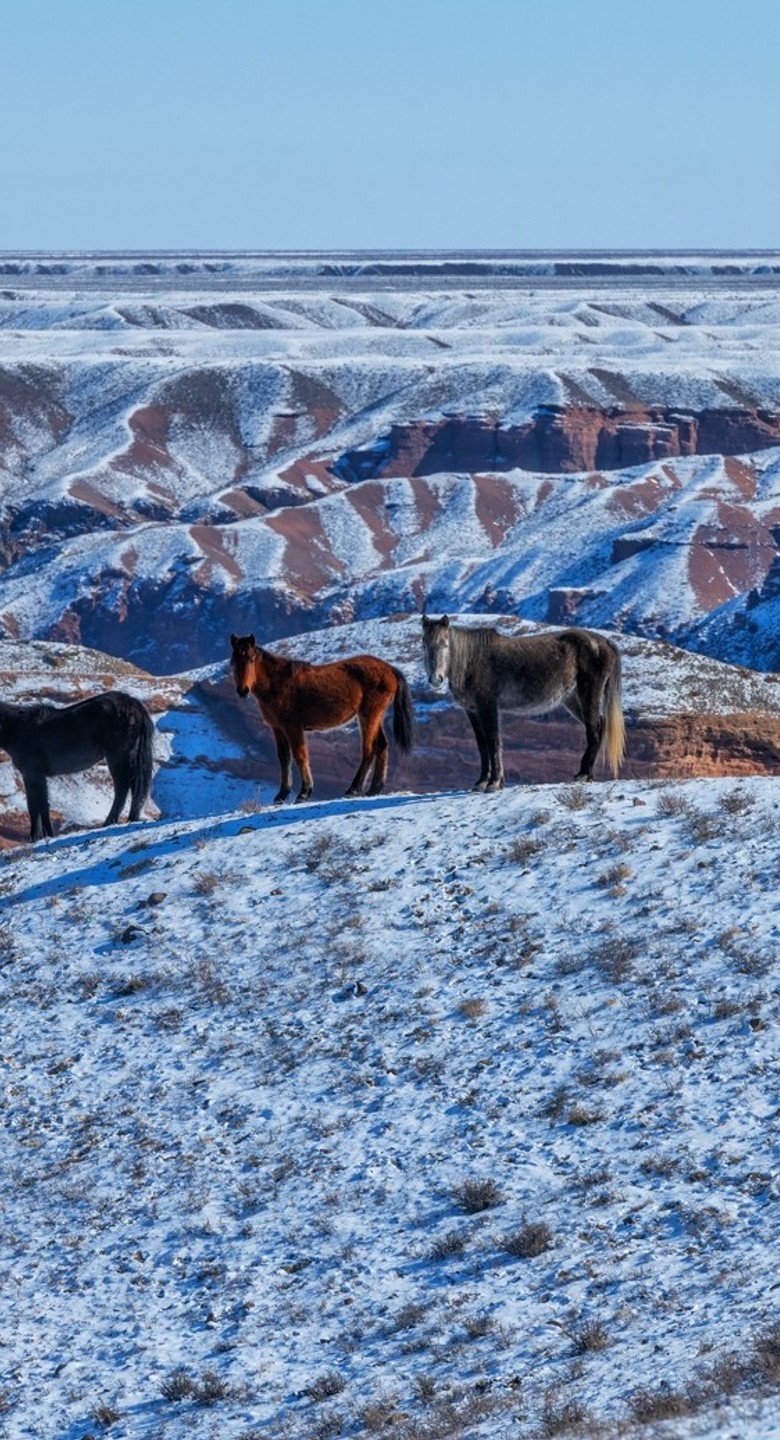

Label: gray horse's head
[421,614,451,688]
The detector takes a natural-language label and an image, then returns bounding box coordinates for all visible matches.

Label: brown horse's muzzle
[236,685,249,699]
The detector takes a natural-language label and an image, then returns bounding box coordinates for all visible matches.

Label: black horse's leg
[465,709,491,790]
[272,728,293,804]
[367,723,389,796]
[105,754,131,825]
[23,772,52,841]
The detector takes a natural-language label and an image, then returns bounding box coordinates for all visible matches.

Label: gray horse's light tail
[391,668,415,754]
[602,642,625,778]
[130,708,155,815]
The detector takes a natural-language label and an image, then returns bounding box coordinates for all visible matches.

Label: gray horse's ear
[441,614,450,628]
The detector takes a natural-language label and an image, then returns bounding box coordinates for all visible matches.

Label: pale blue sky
[2,0,778,250]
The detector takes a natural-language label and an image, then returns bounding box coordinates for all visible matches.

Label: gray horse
[422,616,625,789]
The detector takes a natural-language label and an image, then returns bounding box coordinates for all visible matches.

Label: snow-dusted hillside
[2,253,780,671]
[2,778,780,1439]
[3,619,780,842]
[3,258,780,1440]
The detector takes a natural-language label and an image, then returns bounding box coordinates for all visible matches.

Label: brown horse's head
[230,633,257,698]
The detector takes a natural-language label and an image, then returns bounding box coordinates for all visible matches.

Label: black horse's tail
[129,704,155,818]
[391,668,415,754]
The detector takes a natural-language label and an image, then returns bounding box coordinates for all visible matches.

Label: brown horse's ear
[230,633,238,648]
[248,633,255,647]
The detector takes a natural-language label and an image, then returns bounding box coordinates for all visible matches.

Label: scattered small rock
[119,925,144,945]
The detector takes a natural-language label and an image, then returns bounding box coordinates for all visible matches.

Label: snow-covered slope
[3,620,780,842]
[2,777,780,1438]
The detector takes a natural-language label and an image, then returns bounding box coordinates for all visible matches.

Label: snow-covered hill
[2,777,780,1439]
[2,255,780,671]
[3,619,780,842]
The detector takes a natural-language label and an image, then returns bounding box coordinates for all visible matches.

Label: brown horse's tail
[391,668,415,754]
[602,640,626,778]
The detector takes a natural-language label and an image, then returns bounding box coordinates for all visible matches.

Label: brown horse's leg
[272,728,293,804]
[346,706,384,797]
[287,726,313,802]
[367,724,389,795]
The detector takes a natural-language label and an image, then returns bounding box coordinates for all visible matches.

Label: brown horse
[230,634,414,803]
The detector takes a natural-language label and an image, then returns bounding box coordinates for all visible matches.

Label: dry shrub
[502,1220,553,1259]
[453,1177,504,1213]
[629,1387,695,1422]
[304,1371,347,1403]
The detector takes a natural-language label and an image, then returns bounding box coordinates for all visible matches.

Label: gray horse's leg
[478,702,504,791]
[566,686,604,781]
[465,709,492,790]
[23,772,52,841]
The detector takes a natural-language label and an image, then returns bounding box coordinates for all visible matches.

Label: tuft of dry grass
[303,1370,347,1403]
[557,785,590,811]
[457,998,488,1021]
[452,1177,504,1213]
[657,788,692,818]
[502,1220,553,1260]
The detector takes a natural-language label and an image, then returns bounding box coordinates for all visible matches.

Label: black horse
[0,691,155,841]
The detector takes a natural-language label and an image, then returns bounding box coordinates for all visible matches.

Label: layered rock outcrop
[332,407,780,482]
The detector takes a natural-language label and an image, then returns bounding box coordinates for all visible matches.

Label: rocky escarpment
[331,406,780,482]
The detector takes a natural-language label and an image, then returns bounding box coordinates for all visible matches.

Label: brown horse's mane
[253,644,313,678]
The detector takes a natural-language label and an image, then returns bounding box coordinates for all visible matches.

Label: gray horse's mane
[448,625,499,691]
